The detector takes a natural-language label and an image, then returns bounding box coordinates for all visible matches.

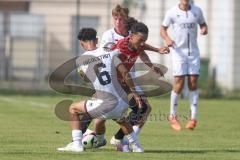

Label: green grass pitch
[0,95,240,160]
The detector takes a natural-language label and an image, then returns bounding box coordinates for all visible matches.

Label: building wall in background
[233,0,240,89]
[209,0,234,90]
[30,0,123,72]
[0,0,239,91]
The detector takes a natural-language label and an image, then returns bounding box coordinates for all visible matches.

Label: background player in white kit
[100,4,167,53]
[57,28,144,152]
[160,0,208,130]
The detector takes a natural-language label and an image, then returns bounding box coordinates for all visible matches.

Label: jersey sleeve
[197,8,206,25]
[162,10,173,27]
[100,30,113,48]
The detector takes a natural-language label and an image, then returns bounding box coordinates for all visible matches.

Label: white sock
[96,134,105,143]
[170,90,179,118]
[126,132,138,146]
[72,130,82,146]
[189,90,199,120]
[133,125,141,136]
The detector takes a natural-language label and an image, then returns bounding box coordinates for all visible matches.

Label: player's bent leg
[94,119,107,148]
[169,76,185,131]
[80,114,92,134]
[111,119,131,152]
[57,101,87,153]
[94,118,106,135]
[122,83,151,129]
[69,101,87,116]
[111,96,150,152]
[186,75,199,129]
[116,119,144,153]
[111,95,150,147]
[69,101,88,130]
[135,95,151,129]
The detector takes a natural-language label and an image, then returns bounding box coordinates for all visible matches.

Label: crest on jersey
[103,42,115,52]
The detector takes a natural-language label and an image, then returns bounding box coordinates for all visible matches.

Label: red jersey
[112,37,144,71]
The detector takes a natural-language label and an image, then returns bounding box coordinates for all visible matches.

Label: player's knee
[69,103,80,114]
[174,85,183,93]
[69,105,75,114]
[95,119,105,126]
[188,82,197,90]
[94,119,100,126]
[174,82,184,92]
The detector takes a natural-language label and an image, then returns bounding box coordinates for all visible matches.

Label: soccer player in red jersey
[101,22,169,151]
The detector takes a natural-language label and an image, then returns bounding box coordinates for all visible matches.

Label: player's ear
[80,41,84,48]
[95,38,98,45]
[80,41,87,50]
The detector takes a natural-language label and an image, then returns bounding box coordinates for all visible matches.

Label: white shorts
[85,98,128,120]
[172,57,200,76]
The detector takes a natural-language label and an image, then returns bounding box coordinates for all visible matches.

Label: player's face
[130,33,148,50]
[113,15,127,31]
[180,0,190,5]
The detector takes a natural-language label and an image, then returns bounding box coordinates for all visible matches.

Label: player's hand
[158,46,170,54]
[166,38,175,48]
[130,92,142,109]
[151,66,164,77]
[200,26,208,35]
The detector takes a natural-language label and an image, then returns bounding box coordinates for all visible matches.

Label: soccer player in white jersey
[100,4,129,47]
[160,0,208,130]
[100,4,168,54]
[57,28,144,152]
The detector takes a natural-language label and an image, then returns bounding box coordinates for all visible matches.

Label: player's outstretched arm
[143,43,170,54]
[116,63,142,108]
[139,51,164,77]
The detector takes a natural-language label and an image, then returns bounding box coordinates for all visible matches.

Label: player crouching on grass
[57,28,144,153]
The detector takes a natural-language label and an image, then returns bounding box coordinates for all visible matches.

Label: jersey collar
[178,4,191,11]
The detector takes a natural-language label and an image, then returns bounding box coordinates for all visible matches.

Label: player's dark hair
[77,28,97,41]
[125,17,138,31]
[130,22,148,35]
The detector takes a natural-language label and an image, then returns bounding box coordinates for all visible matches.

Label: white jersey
[162,4,205,61]
[77,48,127,102]
[100,28,130,48]
[76,48,129,119]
